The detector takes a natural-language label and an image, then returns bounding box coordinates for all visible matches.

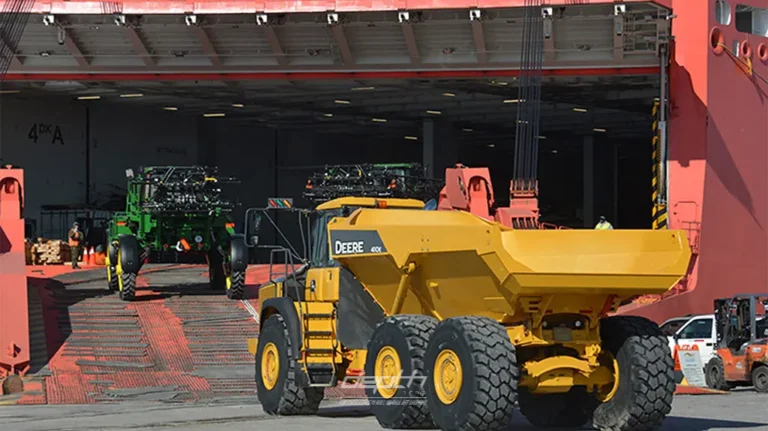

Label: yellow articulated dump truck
[247,197,691,431]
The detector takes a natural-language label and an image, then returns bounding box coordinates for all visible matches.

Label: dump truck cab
[250,195,692,431]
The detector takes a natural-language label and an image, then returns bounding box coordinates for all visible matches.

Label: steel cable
[0,0,35,81]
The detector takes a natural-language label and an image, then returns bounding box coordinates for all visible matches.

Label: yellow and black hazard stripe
[651,98,668,229]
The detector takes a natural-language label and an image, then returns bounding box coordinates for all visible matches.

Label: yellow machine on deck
[248,197,691,431]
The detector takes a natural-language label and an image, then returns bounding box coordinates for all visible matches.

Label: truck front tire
[256,314,324,415]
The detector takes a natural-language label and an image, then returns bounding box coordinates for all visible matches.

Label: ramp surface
[13,264,362,405]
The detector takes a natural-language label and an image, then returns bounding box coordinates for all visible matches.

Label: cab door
[675,316,716,362]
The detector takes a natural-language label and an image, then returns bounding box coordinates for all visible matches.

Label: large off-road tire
[226,270,246,300]
[107,266,119,291]
[364,315,438,429]
[424,316,518,431]
[256,314,324,415]
[118,272,136,301]
[106,242,119,291]
[519,388,591,428]
[591,316,676,431]
[208,248,226,291]
[705,356,733,391]
[752,364,768,393]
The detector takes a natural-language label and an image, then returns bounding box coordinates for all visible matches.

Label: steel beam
[263,26,288,67]
[400,22,421,65]
[123,27,155,67]
[470,20,488,64]
[60,28,89,67]
[191,27,222,68]
[330,24,355,66]
[0,0,670,15]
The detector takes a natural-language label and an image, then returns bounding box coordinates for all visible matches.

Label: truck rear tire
[256,314,324,415]
[519,388,590,428]
[591,316,675,431]
[364,315,438,429]
[424,316,518,431]
[705,356,733,391]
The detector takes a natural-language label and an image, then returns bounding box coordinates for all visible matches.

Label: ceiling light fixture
[372,118,387,123]
[323,113,333,117]
[593,128,607,132]
[503,99,520,104]
[487,144,495,148]
[352,86,375,91]
[77,95,101,100]
[462,128,473,132]
[0,90,21,94]
[442,92,456,97]
[203,113,226,118]
[426,110,441,115]
[538,135,546,139]
[120,93,143,98]
[573,107,588,113]
[163,107,178,111]
[334,99,351,104]
[404,136,419,141]
[232,103,244,108]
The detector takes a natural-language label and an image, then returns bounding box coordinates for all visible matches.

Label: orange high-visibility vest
[68,230,81,247]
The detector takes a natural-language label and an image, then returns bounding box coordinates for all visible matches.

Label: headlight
[194,235,203,244]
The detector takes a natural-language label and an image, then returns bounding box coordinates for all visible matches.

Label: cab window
[678,318,713,339]
[660,319,689,336]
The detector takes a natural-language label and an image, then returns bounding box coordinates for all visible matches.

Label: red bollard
[0,166,30,389]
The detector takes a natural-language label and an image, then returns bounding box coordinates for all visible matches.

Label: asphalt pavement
[1,391,766,431]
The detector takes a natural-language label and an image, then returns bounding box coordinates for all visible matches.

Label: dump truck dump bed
[328,208,691,320]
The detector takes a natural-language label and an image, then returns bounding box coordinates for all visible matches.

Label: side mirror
[673,333,680,342]
[251,235,259,246]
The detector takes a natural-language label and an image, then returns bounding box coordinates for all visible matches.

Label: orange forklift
[705,294,768,392]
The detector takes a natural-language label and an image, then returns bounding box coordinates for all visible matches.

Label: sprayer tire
[118,272,136,301]
[591,315,675,431]
[226,270,246,300]
[425,316,518,431]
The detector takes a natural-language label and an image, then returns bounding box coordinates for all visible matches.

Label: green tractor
[105,166,249,301]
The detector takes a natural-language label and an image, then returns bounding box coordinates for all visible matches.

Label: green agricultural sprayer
[105,166,248,301]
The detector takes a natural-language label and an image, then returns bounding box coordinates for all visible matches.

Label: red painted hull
[619,0,768,323]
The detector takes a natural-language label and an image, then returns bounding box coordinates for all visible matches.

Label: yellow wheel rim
[226,275,232,290]
[116,248,123,291]
[597,353,620,402]
[105,252,112,282]
[261,342,280,391]
[434,349,463,405]
[374,346,402,399]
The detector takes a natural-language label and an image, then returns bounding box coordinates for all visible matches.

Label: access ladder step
[304,348,334,355]
[305,330,333,336]
[303,313,334,319]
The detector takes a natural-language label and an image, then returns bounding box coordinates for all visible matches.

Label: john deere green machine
[105,166,248,301]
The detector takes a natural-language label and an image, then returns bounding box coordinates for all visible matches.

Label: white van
[661,314,717,363]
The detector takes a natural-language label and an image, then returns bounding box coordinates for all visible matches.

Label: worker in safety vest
[68,222,84,269]
[595,216,614,230]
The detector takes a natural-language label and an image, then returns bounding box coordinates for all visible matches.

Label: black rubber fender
[230,234,248,272]
[260,297,308,387]
[118,234,141,273]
